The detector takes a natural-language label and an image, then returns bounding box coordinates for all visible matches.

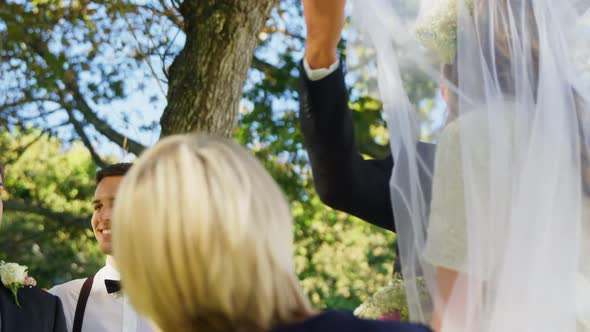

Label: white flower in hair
[416,0,474,64]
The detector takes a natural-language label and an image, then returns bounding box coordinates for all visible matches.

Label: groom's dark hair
[96,163,133,184]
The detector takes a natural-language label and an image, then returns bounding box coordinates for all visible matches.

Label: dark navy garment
[271,311,432,332]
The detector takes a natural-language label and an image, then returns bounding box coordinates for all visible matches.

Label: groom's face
[91,176,123,255]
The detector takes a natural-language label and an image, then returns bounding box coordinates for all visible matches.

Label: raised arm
[300,0,395,231]
[303,0,345,70]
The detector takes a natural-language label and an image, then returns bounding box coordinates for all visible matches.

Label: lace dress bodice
[422,111,590,330]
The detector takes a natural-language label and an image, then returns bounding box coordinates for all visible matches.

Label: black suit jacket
[0,283,67,332]
[299,61,436,232]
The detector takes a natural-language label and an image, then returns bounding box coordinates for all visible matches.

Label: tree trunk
[160,0,277,137]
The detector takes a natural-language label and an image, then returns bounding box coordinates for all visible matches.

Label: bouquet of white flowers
[415,0,475,64]
[354,272,430,322]
[354,273,410,321]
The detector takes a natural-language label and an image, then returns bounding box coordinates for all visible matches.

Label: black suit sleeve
[299,61,395,231]
[53,295,67,332]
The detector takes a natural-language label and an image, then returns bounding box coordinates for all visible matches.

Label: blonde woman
[111,134,430,332]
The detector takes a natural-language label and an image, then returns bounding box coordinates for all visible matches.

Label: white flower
[354,273,430,322]
[0,262,28,286]
[0,261,32,308]
[415,0,474,64]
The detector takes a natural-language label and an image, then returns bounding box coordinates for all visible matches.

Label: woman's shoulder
[439,102,527,160]
[271,311,431,332]
[442,100,529,140]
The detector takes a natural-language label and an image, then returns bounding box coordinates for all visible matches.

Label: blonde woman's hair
[112,134,314,332]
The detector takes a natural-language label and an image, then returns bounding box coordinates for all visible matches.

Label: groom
[0,160,67,331]
[299,1,436,252]
[50,163,153,332]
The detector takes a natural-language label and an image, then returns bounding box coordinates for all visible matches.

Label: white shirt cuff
[303,57,340,81]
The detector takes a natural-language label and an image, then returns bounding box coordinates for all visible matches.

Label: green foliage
[0,129,103,287]
[293,199,396,309]
[1,126,397,309]
[1,0,440,312]
[235,116,397,310]
[0,0,177,160]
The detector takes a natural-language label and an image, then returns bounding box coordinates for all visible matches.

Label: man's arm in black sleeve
[299,61,395,231]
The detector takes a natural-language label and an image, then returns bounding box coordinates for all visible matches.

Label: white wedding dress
[347,0,590,329]
[423,108,590,331]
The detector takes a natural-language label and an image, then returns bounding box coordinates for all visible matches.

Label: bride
[349,0,590,331]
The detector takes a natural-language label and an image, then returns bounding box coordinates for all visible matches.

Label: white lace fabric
[348,0,590,330]
[423,109,590,331]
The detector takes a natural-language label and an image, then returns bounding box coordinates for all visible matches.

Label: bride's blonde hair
[112,134,314,332]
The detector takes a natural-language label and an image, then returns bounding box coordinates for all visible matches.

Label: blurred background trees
[0,0,441,309]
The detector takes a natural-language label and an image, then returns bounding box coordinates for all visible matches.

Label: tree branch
[66,87,146,155]
[1,200,92,253]
[136,2,184,30]
[3,130,46,165]
[251,56,298,91]
[0,98,61,115]
[3,200,91,230]
[63,107,108,168]
[22,30,147,155]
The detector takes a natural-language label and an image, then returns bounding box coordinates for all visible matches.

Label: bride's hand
[302,0,346,69]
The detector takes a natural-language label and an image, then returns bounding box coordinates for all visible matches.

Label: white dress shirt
[303,57,339,81]
[49,257,153,332]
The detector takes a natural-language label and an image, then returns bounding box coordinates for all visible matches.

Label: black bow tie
[105,279,121,294]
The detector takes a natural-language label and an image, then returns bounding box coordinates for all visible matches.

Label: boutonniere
[0,261,37,307]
